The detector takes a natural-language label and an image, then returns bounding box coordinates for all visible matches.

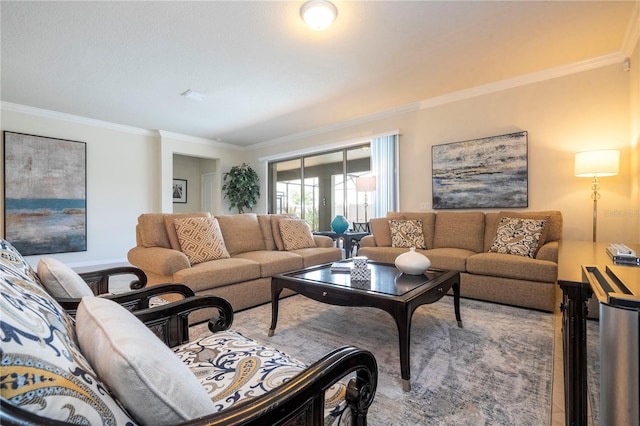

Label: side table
[313,231,369,257]
[557,241,639,426]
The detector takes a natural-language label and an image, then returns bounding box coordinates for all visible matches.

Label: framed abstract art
[3,131,87,255]
[432,131,528,209]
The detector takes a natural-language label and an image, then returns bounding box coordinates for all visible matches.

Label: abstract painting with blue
[432,131,528,209]
[3,131,87,255]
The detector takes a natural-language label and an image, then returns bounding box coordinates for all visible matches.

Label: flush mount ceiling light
[300,0,337,31]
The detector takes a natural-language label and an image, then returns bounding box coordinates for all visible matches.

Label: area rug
[191,295,554,425]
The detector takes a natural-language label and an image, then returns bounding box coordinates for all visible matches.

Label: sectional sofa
[128,212,342,322]
[358,211,562,312]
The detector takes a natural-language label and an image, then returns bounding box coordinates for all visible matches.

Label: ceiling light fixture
[300,0,337,31]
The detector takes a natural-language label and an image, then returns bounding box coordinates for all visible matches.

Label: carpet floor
[191,295,554,425]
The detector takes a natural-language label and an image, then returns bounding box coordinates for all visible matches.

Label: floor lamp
[574,150,619,242]
[355,175,376,223]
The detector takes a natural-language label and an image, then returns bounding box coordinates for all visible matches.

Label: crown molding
[3,50,629,151]
[251,103,420,149]
[249,52,626,150]
[0,102,238,149]
[621,1,640,57]
[157,130,243,150]
[0,101,156,136]
[418,52,626,110]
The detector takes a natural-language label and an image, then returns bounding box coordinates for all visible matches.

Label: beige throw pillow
[389,219,426,248]
[37,257,94,298]
[174,217,230,264]
[488,216,549,258]
[76,297,216,425]
[279,219,317,250]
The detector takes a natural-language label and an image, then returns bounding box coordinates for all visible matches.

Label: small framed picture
[173,179,187,203]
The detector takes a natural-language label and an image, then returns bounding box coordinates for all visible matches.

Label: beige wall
[1,43,638,267]
[249,61,639,244]
[0,110,244,266]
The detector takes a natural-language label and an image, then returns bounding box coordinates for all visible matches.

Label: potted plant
[222,163,260,214]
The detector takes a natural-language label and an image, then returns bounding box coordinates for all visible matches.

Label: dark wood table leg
[393,305,413,392]
[268,285,283,337]
[453,281,463,328]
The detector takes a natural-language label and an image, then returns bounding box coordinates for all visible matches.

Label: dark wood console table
[557,241,640,426]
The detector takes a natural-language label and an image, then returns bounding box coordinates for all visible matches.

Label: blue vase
[331,215,349,233]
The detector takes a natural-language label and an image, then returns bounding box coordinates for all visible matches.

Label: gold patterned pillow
[279,219,317,250]
[174,217,230,264]
[488,217,548,258]
[389,219,426,248]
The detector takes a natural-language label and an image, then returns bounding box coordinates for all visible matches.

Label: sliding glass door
[268,145,372,231]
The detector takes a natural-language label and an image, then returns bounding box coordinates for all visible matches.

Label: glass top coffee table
[269,261,462,391]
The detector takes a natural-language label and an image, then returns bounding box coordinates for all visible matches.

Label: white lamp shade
[574,150,619,177]
[300,0,337,31]
[356,175,376,192]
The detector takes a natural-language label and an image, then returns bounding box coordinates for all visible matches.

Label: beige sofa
[358,211,562,312]
[128,212,342,321]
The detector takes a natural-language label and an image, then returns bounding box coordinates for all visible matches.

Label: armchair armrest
[180,345,378,426]
[79,266,147,295]
[0,345,378,426]
[134,295,234,347]
[56,283,196,317]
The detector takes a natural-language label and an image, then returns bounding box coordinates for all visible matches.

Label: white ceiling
[1,1,638,147]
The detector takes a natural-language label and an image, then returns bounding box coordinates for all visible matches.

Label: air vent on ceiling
[180,89,208,101]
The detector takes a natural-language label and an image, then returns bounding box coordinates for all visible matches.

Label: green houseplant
[222,163,260,214]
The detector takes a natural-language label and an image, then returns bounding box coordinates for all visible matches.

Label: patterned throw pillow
[0,239,41,284]
[0,274,136,424]
[279,219,317,250]
[174,217,230,264]
[389,219,426,248]
[488,217,548,258]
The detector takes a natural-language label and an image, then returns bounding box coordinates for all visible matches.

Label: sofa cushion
[173,258,262,292]
[369,217,393,247]
[138,213,172,248]
[234,250,304,277]
[163,212,212,250]
[0,274,136,424]
[216,214,266,255]
[37,257,94,298]
[270,214,299,250]
[257,214,277,250]
[389,219,426,248]
[423,248,474,272]
[174,330,349,421]
[292,247,343,267]
[280,219,317,250]
[174,217,230,264]
[488,216,549,258]
[466,252,558,283]
[76,296,216,425]
[387,212,436,249]
[432,212,485,253]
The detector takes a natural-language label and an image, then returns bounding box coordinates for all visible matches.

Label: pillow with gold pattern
[389,219,426,249]
[279,219,317,250]
[174,217,230,264]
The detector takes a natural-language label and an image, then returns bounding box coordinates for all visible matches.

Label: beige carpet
[190,294,554,425]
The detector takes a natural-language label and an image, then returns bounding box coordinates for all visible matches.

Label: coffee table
[269,261,462,391]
